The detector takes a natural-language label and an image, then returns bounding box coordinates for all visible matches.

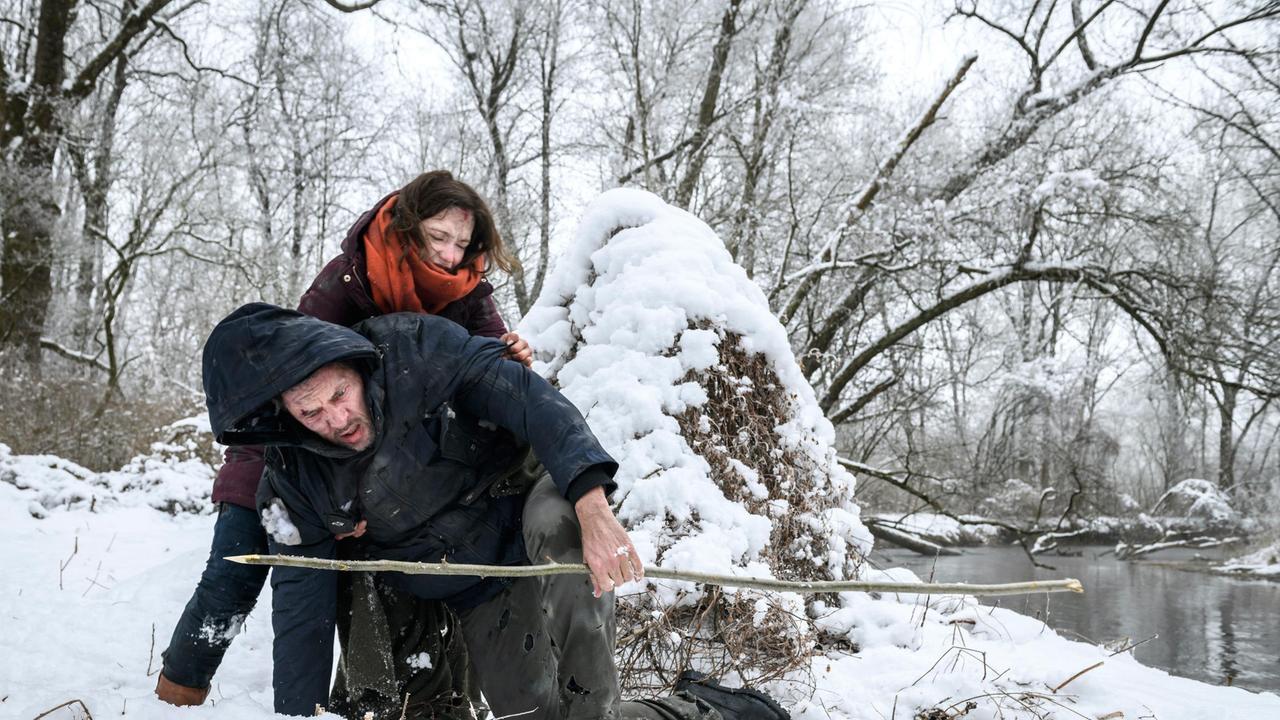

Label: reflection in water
[871,545,1280,693]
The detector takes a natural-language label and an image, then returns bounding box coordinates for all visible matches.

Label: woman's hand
[501,332,533,367]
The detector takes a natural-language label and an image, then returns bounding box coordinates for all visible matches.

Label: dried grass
[0,370,203,471]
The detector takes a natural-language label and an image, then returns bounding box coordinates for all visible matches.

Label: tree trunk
[71,52,129,351]
[0,0,174,367]
[1217,383,1238,492]
[0,0,75,367]
[672,0,742,209]
[532,0,562,308]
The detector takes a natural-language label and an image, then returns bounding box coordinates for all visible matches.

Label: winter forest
[2,0,1280,718]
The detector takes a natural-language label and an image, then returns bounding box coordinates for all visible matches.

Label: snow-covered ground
[0,442,278,719]
[4,442,1279,719]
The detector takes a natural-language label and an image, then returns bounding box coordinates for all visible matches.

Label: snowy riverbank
[1218,540,1280,578]
[3,442,1278,720]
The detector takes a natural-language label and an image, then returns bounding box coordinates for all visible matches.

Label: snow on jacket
[201,303,616,715]
[210,193,508,509]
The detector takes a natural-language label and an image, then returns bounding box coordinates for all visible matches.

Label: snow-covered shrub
[521,189,872,689]
[977,478,1042,519]
[0,415,217,516]
[1151,478,1238,525]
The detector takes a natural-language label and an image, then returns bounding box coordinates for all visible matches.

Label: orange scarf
[363,194,484,315]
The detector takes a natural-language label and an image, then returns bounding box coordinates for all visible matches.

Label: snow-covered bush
[521,189,872,689]
[1151,478,1238,525]
[977,478,1043,519]
[0,415,217,517]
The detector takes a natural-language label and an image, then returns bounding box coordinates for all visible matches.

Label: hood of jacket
[203,302,379,447]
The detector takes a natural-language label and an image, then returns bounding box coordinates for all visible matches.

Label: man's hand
[335,519,367,540]
[501,332,533,367]
[574,486,643,597]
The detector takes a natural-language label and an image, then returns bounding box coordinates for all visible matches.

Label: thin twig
[1052,661,1104,692]
[227,555,1084,597]
[33,699,94,720]
[1108,633,1158,657]
[59,536,80,591]
[83,560,107,597]
[146,623,158,676]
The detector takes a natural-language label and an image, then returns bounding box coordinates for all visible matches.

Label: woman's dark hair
[391,170,519,274]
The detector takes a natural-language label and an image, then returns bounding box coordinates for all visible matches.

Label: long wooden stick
[226,554,1083,597]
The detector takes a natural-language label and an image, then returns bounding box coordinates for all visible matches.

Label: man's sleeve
[448,336,618,502]
[268,535,337,716]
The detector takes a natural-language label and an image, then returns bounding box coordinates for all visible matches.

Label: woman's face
[417,207,475,272]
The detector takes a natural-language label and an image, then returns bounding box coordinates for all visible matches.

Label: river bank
[872,543,1280,693]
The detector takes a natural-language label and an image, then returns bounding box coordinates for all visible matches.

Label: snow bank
[1152,478,1238,524]
[0,417,217,517]
[786,564,1280,720]
[0,439,278,719]
[1220,539,1280,578]
[871,512,1002,545]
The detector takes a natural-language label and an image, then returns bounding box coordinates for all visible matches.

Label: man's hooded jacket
[202,303,616,714]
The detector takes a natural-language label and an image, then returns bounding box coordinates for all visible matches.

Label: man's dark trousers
[456,476,708,720]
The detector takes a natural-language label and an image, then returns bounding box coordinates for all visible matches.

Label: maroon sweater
[210,195,509,509]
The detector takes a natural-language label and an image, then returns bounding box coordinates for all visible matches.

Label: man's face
[282,363,373,451]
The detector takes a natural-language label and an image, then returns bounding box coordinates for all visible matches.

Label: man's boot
[155,672,211,706]
[673,671,790,720]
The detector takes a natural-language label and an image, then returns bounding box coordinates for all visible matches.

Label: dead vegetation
[0,368,204,472]
[616,586,815,695]
[617,327,865,693]
[673,328,860,583]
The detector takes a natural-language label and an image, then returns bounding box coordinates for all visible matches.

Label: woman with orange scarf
[158,171,527,718]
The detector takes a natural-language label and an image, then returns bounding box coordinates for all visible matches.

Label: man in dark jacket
[202,304,789,720]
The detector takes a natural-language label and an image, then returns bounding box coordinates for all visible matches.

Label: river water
[870,544,1280,694]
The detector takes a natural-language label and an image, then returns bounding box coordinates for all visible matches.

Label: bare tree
[235,0,382,303]
[0,0,183,369]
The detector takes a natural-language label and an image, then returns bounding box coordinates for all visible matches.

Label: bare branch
[149,18,257,86]
[66,0,179,100]
[321,0,386,11]
[1058,0,1111,71]
[778,53,977,321]
[1132,0,1173,63]
[228,553,1084,596]
[40,338,109,372]
[819,263,1111,413]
